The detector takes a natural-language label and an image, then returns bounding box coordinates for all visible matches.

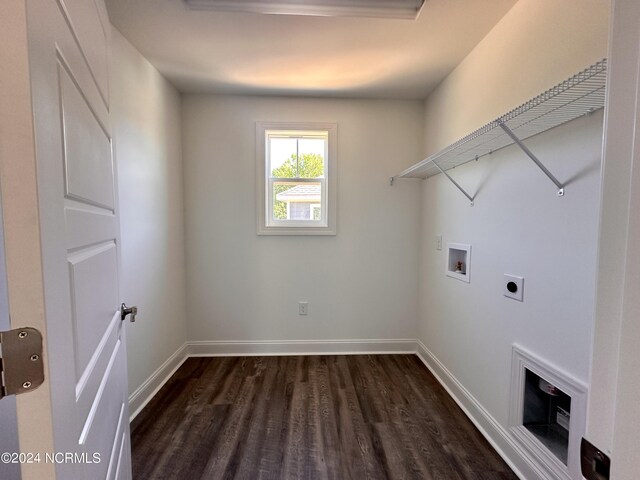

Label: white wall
[182,95,422,346]
[423,0,609,156]
[417,0,609,477]
[111,29,188,396]
[419,110,603,408]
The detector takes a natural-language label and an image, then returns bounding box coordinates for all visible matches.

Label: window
[256,122,337,235]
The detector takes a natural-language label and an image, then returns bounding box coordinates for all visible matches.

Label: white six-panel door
[18,0,132,478]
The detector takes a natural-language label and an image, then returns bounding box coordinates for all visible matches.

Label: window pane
[298,138,325,178]
[269,136,326,179]
[311,204,321,221]
[273,181,322,221]
[269,137,297,177]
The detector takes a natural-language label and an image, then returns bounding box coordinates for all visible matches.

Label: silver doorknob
[121,303,138,322]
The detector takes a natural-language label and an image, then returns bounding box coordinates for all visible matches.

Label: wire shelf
[396,59,607,180]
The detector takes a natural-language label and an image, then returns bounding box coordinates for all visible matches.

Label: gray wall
[111,29,188,401]
[182,94,423,343]
[417,0,609,476]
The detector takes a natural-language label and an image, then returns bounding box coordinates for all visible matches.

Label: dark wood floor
[131,355,517,480]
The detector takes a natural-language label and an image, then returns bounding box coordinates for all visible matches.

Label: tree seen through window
[272,152,324,220]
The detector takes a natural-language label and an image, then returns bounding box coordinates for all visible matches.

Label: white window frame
[256,121,337,235]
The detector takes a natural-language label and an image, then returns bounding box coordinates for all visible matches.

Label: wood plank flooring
[131,355,517,479]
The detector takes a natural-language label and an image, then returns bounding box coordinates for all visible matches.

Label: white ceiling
[106,0,517,99]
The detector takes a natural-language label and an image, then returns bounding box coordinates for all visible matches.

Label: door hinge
[0,327,44,400]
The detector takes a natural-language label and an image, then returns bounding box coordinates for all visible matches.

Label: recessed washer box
[504,274,524,301]
[446,243,471,283]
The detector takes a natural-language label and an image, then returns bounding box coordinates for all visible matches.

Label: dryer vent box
[504,274,524,301]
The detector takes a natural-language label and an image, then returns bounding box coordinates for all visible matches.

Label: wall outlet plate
[504,274,524,301]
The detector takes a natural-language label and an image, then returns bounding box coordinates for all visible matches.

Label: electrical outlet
[298,302,308,315]
[436,235,442,251]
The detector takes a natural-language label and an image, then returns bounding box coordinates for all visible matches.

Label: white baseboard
[415,340,547,480]
[187,338,418,356]
[128,343,188,422]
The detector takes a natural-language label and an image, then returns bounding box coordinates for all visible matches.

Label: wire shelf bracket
[392,59,607,204]
[432,161,475,206]
[497,120,565,197]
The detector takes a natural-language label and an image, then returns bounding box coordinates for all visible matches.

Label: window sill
[257,226,336,236]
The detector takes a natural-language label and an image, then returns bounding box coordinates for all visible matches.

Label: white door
[0,1,132,479]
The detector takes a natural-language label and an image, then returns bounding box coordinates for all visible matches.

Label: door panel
[55,39,108,129]
[58,0,111,107]
[60,64,114,210]
[106,402,127,480]
[113,432,131,480]
[79,340,124,475]
[75,314,121,440]
[68,242,119,378]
